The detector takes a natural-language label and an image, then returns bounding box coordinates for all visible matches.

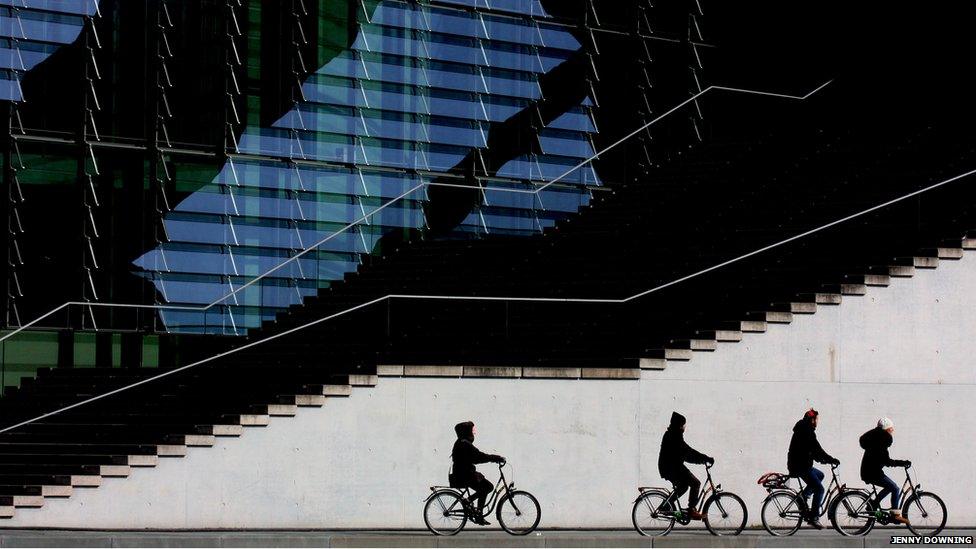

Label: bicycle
[831,465,947,537]
[632,463,748,536]
[423,461,541,536]
[759,464,853,536]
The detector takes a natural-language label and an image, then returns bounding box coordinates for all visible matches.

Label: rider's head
[669,411,687,432]
[455,421,476,442]
[804,408,819,429]
[878,417,894,434]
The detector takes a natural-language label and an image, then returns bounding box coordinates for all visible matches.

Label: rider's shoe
[688,510,704,521]
[804,513,824,529]
[891,512,911,525]
[470,515,492,526]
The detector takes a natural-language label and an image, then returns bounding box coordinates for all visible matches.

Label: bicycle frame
[787,465,845,517]
[854,466,920,512]
[639,463,722,517]
[433,463,514,519]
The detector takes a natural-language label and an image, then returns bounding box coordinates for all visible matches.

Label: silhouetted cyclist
[860,417,911,525]
[451,421,505,526]
[658,412,714,520]
[787,408,840,529]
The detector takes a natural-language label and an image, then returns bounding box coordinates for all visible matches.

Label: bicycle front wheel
[761,491,803,536]
[423,490,468,536]
[703,492,747,536]
[632,491,676,537]
[831,491,874,536]
[903,492,947,536]
[496,490,541,535]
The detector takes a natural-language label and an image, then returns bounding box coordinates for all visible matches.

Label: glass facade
[1,0,705,388]
[132,0,601,334]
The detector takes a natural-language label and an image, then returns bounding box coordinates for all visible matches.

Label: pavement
[0,529,972,548]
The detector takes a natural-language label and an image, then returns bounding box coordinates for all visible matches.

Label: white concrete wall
[9,255,976,528]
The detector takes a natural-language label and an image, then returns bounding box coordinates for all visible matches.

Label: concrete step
[40,485,72,498]
[184,435,216,447]
[773,301,816,314]
[821,282,867,295]
[748,311,792,324]
[323,385,352,397]
[668,339,716,352]
[294,394,326,407]
[267,404,298,417]
[963,237,976,249]
[902,256,938,269]
[70,475,101,487]
[696,329,742,343]
[127,455,158,467]
[638,357,666,370]
[798,292,842,305]
[887,264,915,277]
[349,375,378,386]
[156,445,186,457]
[100,465,131,477]
[0,505,12,518]
[211,424,243,437]
[844,274,890,287]
[740,320,767,333]
[644,348,691,361]
[240,414,270,427]
[930,247,964,260]
[12,495,43,508]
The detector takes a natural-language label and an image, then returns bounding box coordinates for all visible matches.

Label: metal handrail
[4,159,976,435]
[0,80,831,346]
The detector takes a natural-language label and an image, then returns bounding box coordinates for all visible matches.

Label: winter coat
[859,427,908,483]
[450,421,502,485]
[787,418,837,474]
[658,427,710,480]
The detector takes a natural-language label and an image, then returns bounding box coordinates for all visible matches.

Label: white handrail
[3,161,973,435]
[0,80,832,346]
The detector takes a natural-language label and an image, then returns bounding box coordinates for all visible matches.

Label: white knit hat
[878,417,894,430]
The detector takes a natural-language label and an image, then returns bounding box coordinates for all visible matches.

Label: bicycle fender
[424,488,461,503]
[633,489,670,503]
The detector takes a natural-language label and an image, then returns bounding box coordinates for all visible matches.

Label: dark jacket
[787,418,837,474]
[658,426,710,480]
[859,427,907,483]
[451,422,501,484]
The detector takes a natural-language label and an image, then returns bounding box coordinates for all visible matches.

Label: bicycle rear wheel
[497,490,541,535]
[903,492,947,536]
[632,491,675,537]
[761,491,803,536]
[703,492,747,536]
[423,490,468,536]
[831,491,874,536]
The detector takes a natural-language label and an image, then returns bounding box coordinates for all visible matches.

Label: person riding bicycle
[658,412,714,521]
[786,408,840,529]
[450,421,505,526]
[859,417,911,525]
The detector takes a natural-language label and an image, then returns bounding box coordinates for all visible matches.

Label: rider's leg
[667,475,690,508]
[686,471,702,510]
[800,468,826,526]
[875,474,910,524]
[874,474,901,509]
[471,475,493,515]
[802,468,825,512]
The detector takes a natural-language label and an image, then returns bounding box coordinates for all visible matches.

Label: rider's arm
[682,442,711,465]
[465,441,503,464]
[810,433,839,465]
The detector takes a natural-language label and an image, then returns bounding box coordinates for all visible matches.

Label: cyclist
[450,421,505,525]
[658,412,714,520]
[787,408,840,529]
[859,417,911,525]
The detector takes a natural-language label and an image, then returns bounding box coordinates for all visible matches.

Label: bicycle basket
[758,472,790,489]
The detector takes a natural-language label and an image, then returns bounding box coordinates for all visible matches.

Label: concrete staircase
[0,364,377,520]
